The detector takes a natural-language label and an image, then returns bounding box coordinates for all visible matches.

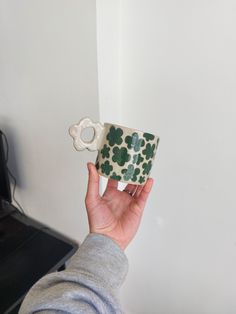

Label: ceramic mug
[69,117,160,185]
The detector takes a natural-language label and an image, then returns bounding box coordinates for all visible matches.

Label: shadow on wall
[0,115,25,189]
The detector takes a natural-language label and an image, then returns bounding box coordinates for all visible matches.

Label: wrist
[89,230,127,251]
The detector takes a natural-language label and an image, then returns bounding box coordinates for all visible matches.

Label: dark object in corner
[0,131,78,314]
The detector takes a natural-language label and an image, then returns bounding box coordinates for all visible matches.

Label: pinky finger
[133,185,144,199]
[135,178,154,209]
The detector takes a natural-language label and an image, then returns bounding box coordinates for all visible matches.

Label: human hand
[85,162,154,250]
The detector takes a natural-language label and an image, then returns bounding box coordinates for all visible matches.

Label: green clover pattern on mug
[142,143,156,160]
[69,117,159,185]
[106,126,123,146]
[110,172,122,181]
[112,146,131,166]
[121,165,140,182]
[132,153,144,165]
[125,132,145,152]
[101,160,113,175]
[95,125,158,184]
[143,132,155,141]
[138,176,146,184]
[142,160,152,175]
[101,144,110,158]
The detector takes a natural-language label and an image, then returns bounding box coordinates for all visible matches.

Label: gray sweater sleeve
[19,233,129,314]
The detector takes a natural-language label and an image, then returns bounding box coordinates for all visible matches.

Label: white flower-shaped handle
[69,117,104,151]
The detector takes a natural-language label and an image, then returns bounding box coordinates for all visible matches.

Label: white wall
[119,1,236,313]
[96,0,122,124]
[0,0,99,242]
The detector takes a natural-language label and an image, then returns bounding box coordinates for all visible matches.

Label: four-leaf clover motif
[142,160,152,175]
[142,143,155,160]
[112,146,131,166]
[101,144,110,158]
[101,160,113,175]
[106,126,123,146]
[121,165,140,182]
[125,133,145,152]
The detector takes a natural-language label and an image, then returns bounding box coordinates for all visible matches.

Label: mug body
[95,123,159,185]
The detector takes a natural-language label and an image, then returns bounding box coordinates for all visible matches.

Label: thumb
[85,162,100,209]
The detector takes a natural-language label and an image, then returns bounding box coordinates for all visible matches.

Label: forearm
[19,233,128,314]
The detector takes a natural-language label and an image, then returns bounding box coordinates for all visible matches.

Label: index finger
[85,162,101,207]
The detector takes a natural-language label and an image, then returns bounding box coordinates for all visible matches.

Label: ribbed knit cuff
[66,233,129,290]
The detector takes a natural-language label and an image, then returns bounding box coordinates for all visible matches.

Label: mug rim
[104,122,159,138]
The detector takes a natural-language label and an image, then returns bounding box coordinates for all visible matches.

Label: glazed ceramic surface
[69,117,159,185]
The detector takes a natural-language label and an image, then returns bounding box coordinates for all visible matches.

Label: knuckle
[85,196,95,209]
[85,196,90,205]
